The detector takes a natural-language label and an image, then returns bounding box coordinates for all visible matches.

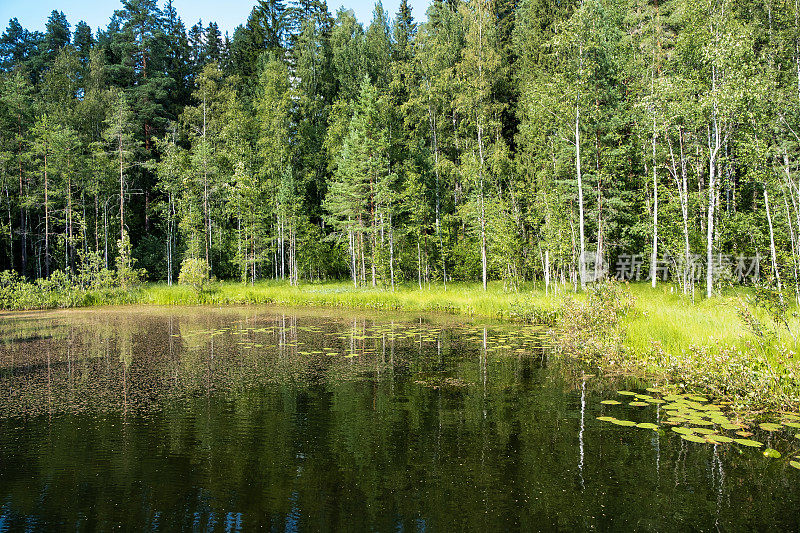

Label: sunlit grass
[624,283,798,357]
[140,280,561,319]
[624,284,749,355]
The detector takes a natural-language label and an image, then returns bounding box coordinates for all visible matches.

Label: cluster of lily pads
[597,388,800,470]
[174,320,545,358]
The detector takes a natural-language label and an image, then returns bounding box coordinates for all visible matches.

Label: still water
[0,306,798,531]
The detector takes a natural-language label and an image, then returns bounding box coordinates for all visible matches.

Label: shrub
[116,231,145,288]
[552,280,636,364]
[77,250,117,290]
[178,258,210,292]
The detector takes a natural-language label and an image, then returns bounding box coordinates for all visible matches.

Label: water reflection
[0,306,797,531]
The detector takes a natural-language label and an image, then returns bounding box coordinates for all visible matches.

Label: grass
[139,279,562,320]
[616,283,800,410]
[624,284,754,355]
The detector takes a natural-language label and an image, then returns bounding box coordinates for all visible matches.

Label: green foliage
[76,249,116,290]
[553,280,636,363]
[115,231,144,288]
[1,0,800,317]
[178,257,211,292]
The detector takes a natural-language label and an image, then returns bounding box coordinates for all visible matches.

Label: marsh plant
[552,281,636,364]
[0,268,139,310]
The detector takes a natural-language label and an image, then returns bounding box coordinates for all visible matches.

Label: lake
[0,306,798,531]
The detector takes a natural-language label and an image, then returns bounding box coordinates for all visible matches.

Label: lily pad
[781,421,800,429]
[790,460,800,470]
[672,427,695,435]
[688,395,709,402]
[706,435,734,444]
[629,401,650,407]
[637,423,659,430]
[597,416,617,422]
[763,448,782,458]
[734,438,763,448]
[759,423,782,432]
[690,427,716,435]
[601,400,622,405]
[617,391,636,396]
[681,434,708,444]
[736,431,754,437]
[610,419,637,427]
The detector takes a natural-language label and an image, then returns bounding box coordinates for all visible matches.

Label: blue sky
[0,0,429,38]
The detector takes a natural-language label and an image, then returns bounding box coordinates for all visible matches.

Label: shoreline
[1,279,797,412]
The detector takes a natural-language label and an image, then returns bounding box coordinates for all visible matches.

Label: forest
[1,0,799,301]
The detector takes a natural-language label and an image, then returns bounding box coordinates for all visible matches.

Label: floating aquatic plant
[595,389,800,468]
[734,438,763,448]
[706,435,734,444]
[681,434,707,444]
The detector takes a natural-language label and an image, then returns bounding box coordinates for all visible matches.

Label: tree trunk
[418,235,422,290]
[650,115,658,288]
[479,121,487,292]
[119,126,124,244]
[349,225,356,287]
[576,103,586,290]
[707,79,722,299]
[427,90,446,290]
[545,249,550,295]
[783,192,799,306]
[202,97,210,271]
[44,148,50,278]
[18,114,26,277]
[389,213,395,292]
[668,129,691,295]
[765,186,783,300]
[706,138,716,299]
